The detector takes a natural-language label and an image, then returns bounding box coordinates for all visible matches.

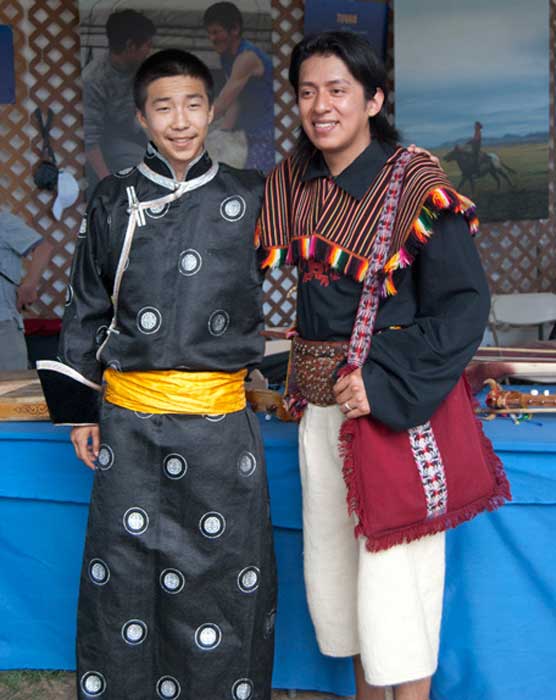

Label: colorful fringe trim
[261,246,288,270]
[260,187,478,295]
[380,187,478,296]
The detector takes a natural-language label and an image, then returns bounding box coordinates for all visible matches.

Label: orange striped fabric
[258,149,474,282]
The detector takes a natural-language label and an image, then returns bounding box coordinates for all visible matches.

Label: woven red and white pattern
[408,422,448,518]
[346,151,412,368]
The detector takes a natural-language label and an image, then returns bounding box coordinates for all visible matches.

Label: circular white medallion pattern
[203,414,226,423]
[194,623,222,650]
[96,444,114,471]
[208,310,230,337]
[232,678,254,700]
[64,284,73,307]
[237,566,260,594]
[121,619,148,645]
[123,507,149,535]
[199,511,226,539]
[163,453,188,480]
[237,451,257,477]
[88,558,110,586]
[146,202,170,219]
[156,676,181,699]
[220,195,246,222]
[80,671,106,697]
[137,306,162,335]
[134,411,153,419]
[178,249,202,277]
[160,568,185,594]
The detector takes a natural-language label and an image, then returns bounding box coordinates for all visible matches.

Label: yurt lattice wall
[1,0,555,325]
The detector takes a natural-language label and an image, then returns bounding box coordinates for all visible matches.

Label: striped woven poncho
[257,148,478,296]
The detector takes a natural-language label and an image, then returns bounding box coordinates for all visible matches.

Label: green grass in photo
[434,141,549,222]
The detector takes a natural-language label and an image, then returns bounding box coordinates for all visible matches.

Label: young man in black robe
[39,49,276,700]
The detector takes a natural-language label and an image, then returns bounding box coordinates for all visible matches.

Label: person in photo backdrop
[38,49,276,700]
[204,1,275,173]
[258,31,495,700]
[82,9,155,188]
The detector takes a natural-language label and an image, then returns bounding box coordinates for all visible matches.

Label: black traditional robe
[38,145,276,700]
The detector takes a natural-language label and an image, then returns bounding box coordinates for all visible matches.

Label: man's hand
[71,425,100,470]
[16,281,38,311]
[407,144,440,167]
[333,368,371,419]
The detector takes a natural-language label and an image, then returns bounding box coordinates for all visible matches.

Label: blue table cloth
[1,405,556,699]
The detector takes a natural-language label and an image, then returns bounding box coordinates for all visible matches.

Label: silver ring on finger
[344,401,351,412]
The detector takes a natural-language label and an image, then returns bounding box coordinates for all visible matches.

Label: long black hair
[288,31,399,161]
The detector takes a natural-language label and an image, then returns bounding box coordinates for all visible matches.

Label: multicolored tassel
[261,247,287,269]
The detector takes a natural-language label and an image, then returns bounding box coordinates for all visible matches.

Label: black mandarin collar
[143,142,213,182]
[301,140,397,200]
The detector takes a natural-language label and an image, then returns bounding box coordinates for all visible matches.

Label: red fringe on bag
[339,378,511,553]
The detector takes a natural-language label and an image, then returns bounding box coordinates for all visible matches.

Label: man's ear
[137,108,148,132]
[368,87,385,117]
[208,104,215,126]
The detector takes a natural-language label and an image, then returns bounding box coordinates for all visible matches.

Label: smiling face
[137,74,214,180]
[297,53,383,175]
[206,22,240,56]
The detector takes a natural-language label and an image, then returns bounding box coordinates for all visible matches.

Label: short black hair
[133,49,214,112]
[289,31,399,159]
[203,2,243,33]
[106,10,155,54]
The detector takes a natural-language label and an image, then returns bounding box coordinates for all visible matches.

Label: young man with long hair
[258,31,496,700]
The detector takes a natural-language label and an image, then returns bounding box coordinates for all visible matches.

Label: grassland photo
[434,140,548,222]
[394,0,549,222]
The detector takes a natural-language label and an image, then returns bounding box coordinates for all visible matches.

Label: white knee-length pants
[299,403,445,687]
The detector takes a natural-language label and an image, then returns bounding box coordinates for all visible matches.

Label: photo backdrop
[395,0,549,223]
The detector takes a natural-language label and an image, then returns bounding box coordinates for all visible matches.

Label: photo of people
[78,0,274,192]
[80,9,155,190]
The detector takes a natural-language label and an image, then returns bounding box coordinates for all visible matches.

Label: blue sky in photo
[394,0,549,147]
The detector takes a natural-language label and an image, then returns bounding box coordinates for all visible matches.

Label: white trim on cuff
[36,360,102,391]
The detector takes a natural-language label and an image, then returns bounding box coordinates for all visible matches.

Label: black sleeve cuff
[37,361,101,424]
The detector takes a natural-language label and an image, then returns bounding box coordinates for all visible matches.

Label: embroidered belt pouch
[291,337,348,407]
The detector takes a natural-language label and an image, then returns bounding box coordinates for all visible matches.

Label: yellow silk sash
[103,368,247,415]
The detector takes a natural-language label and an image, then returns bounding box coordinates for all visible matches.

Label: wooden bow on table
[465,345,556,393]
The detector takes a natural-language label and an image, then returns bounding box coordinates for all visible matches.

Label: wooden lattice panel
[0,0,84,320]
[262,0,306,325]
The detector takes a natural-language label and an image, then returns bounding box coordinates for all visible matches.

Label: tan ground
[0,672,353,700]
